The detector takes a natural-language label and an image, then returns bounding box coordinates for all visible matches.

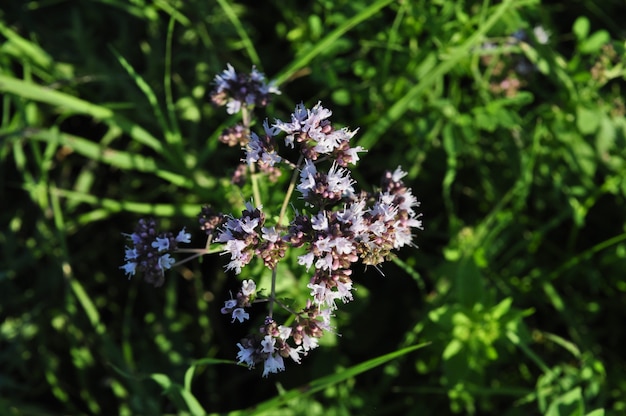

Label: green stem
[176,245,222,255]
[241,106,262,207]
[268,266,277,319]
[271,296,300,316]
[278,154,304,225]
[173,251,209,268]
[250,165,262,208]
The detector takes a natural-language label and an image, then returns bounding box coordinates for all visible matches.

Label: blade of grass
[164,16,182,145]
[392,256,425,291]
[228,343,429,415]
[215,0,261,67]
[154,0,191,26]
[184,358,238,392]
[542,332,582,358]
[47,185,203,217]
[380,0,407,82]
[109,46,177,145]
[0,74,163,151]
[90,0,153,20]
[24,128,193,188]
[151,373,207,416]
[546,232,626,282]
[0,22,53,70]
[49,180,119,412]
[506,330,552,375]
[50,183,107,336]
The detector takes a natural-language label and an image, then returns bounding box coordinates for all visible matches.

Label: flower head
[189,92,424,377]
[273,102,365,164]
[120,219,190,286]
[210,64,280,114]
[262,353,285,377]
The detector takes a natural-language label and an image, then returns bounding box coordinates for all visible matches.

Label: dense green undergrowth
[1,0,626,414]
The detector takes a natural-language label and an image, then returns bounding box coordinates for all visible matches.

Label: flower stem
[271,296,300,316]
[268,266,277,319]
[172,251,208,267]
[241,106,262,207]
[278,154,304,225]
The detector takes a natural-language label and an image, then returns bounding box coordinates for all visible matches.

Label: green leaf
[490,297,513,320]
[455,256,485,307]
[443,339,464,360]
[545,387,584,416]
[596,115,616,156]
[576,106,601,134]
[580,30,610,54]
[573,16,590,41]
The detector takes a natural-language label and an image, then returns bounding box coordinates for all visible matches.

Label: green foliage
[2,0,626,414]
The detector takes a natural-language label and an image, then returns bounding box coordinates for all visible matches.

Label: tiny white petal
[241,279,257,296]
[261,335,276,353]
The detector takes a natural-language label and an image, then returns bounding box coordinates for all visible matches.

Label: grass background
[1,0,626,414]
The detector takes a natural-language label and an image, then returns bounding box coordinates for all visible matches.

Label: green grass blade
[151,374,207,416]
[546,232,626,282]
[234,342,428,415]
[154,0,191,26]
[215,0,261,67]
[90,0,154,19]
[380,0,407,82]
[26,130,159,174]
[184,358,236,391]
[0,74,162,151]
[0,21,53,69]
[109,47,174,144]
[506,330,552,375]
[24,129,193,187]
[164,16,182,144]
[47,186,202,217]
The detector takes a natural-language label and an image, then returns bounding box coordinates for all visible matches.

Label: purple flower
[210,64,280,114]
[120,219,191,287]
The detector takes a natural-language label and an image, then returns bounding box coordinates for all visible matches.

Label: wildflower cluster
[212,89,422,375]
[210,63,280,115]
[235,307,331,377]
[216,202,288,274]
[120,218,191,287]
[120,64,423,377]
[220,279,257,323]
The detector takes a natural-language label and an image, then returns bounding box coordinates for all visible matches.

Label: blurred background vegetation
[1,0,626,414]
